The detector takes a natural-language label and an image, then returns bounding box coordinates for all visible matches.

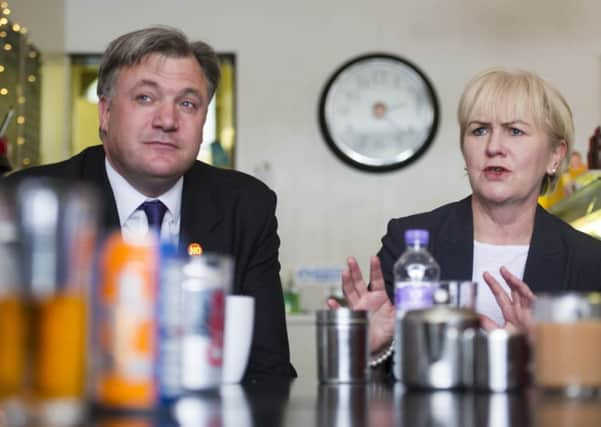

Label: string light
[0,1,41,167]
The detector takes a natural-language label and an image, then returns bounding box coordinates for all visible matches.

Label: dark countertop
[84,378,601,427]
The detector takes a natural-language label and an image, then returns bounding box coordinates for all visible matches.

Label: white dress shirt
[472,240,529,326]
[105,159,182,245]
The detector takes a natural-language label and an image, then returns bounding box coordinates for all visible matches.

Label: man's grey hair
[97,26,221,100]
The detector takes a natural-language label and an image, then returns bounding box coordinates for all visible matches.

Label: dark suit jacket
[378,196,601,300]
[5,145,296,380]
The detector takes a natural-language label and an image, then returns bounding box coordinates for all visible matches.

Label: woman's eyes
[470,126,525,136]
[471,126,488,136]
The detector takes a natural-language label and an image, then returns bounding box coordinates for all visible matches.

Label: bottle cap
[404,229,429,246]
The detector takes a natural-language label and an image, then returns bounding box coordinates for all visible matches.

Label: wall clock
[318,53,439,172]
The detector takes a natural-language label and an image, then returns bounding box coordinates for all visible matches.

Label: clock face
[318,54,439,172]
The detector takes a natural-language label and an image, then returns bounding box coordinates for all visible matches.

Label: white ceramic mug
[222,295,255,383]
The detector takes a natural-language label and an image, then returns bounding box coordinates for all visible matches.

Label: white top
[472,240,529,326]
[105,159,182,245]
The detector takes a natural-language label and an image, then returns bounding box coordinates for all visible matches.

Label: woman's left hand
[481,266,536,331]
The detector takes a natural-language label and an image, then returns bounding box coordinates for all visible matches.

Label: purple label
[395,282,433,314]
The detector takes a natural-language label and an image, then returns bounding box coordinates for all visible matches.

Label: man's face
[99,53,209,196]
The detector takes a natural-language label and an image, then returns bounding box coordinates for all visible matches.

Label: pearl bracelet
[369,339,395,368]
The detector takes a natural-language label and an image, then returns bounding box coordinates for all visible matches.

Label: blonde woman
[330,68,601,359]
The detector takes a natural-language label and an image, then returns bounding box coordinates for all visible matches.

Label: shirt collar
[105,158,183,227]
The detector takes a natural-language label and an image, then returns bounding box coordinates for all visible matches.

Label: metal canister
[473,329,530,392]
[532,292,601,396]
[402,289,479,389]
[316,309,369,384]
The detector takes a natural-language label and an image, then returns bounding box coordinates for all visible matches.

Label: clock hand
[384,116,407,134]
[386,102,409,111]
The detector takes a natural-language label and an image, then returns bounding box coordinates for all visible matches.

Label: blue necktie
[140,200,167,233]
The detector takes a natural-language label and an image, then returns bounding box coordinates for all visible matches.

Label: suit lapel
[434,197,474,280]
[79,146,120,231]
[523,206,565,292]
[179,162,224,254]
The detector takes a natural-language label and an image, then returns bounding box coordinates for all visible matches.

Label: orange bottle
[0,189,25,400]
[32,293,87,398]
[93,233,158,410]
[0,296,26,398]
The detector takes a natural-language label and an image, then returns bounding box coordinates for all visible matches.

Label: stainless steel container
[473,329,530,392]
[533,292,601,396]
[316,309,369,383]
[402,289,479,389]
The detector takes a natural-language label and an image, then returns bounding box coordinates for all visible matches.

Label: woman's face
[461,111,566,207]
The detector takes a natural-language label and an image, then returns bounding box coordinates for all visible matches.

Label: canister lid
[316,308,368,325]
[404,287,479,324]
[533,292,601,322]
[404,304,479,325]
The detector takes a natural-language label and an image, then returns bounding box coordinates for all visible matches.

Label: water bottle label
[394,282,433,314]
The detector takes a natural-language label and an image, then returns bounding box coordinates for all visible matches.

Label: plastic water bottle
[394,229,440,311]
[393,229,440,381]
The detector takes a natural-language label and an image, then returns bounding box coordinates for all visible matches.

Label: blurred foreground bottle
[92,232,158,412]
[16,178,99,424]
[0,186,25,403]
[393,229,440,381]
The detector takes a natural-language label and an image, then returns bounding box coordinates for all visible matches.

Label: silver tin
[316,309,369,383]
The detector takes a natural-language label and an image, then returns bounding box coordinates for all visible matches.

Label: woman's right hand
[327,256,395,354]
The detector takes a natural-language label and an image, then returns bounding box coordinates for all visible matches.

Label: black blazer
[5,145,296,380]
[378,196,601,300]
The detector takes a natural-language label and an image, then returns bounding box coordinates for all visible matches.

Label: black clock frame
[318,53,440,173]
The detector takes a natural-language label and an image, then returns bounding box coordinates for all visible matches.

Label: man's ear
[98,96,110,136]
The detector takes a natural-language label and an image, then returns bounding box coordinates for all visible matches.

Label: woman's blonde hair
[457,68,573,195]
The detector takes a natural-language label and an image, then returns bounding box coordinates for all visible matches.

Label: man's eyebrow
[130,80,204,100]
[178,87,203,100]
[130,79,159,90]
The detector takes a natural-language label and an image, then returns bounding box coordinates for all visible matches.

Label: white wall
[12,0,601,274]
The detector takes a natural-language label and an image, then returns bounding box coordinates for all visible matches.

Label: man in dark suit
[5,26,296,380]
